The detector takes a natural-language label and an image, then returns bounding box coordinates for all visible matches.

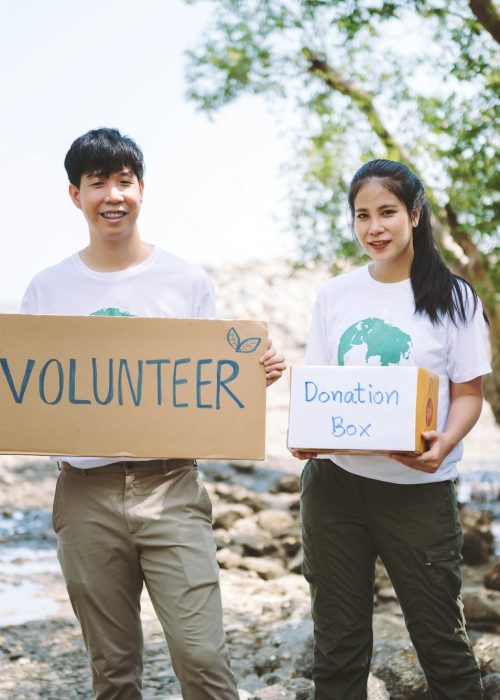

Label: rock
[371,640,429,698]
[463,529,494,565]
[462,588,500,628]
[214,483,265,512]
[231,531,279,557]
[250,685,289,699]
[473,633,500,674]
[367,673,391,700]
[485,563,500,591]
[270,475,300,494]
[289,678,314,699]
[257,509,297,538]
[294,633,313,679]
[280,535,301,558]
[460,506,494,566]
[287,550,303,574]
[377,586,398,603]
[483,673,500,700]
[213,528,231,549]
[289,497,301,512]
[374,558,392,592]
[230,461,256,474]
[212,503,254,530]
[216,548,244,570]
[239,557,287,580]
[254,648,284,676]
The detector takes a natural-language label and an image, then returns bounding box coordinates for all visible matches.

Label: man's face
[69,168,144,244]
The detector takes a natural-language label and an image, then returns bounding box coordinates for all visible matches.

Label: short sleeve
[446,292,491,383]
[20,283,37,314]
[196,278,217,319]
[305,286,331,365]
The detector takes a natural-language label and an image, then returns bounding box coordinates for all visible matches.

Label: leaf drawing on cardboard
[227,327,262,353]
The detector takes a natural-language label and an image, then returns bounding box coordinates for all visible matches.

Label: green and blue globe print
[90,307,136,317]
[338,318,412,366]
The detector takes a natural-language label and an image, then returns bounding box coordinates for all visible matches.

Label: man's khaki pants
[53,460,239,700]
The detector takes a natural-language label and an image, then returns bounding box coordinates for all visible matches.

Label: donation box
[288,365,438,455]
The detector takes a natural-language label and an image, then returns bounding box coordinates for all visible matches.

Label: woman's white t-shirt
[305,265,492,484]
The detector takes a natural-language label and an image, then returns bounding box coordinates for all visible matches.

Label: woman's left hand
[389,430,453,473]
[260,339,287,387]
[390,375,484,473]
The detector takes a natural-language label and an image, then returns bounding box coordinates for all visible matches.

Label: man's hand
[259,339,287,387]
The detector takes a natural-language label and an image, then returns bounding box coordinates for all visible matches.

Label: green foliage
[184,0,499,284]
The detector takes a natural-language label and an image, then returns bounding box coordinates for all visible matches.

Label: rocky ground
[2,455,500,699]
[2,260,500,698]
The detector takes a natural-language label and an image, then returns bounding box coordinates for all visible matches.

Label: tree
[184,0,500,423]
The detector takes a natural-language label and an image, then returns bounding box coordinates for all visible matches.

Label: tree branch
[469,0,500,43]
[302,47,493,290]
[303,49,413,165]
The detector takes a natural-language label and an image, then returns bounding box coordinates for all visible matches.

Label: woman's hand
[389,431,454,473]
[290,449,318,460]
[260,339,287,387]
[390,376,484,472]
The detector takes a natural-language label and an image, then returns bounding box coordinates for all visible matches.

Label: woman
[294,159,491,699]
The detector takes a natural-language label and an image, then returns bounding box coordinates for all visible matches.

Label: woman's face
[353,179,419,281]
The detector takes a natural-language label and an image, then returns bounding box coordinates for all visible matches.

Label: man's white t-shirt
[21,246,217,468]
[305,265,491,484]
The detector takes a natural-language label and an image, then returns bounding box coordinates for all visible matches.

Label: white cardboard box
[288,365,438,455]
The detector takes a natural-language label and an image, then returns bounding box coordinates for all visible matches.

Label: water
[0,570,59,625]
[0,507,59,625]
[1,465,500,626]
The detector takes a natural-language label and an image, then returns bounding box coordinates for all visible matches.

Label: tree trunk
[469,0,500,43]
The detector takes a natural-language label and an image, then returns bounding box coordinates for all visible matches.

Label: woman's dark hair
[64,127,145,187]
[348,159,482,325]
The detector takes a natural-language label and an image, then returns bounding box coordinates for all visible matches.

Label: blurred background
[0,0,296,309]
[1,2,500,697]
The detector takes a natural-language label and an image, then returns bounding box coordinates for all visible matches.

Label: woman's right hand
[290,449,318,460]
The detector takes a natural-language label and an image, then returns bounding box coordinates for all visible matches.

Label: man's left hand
[260,339,287,387]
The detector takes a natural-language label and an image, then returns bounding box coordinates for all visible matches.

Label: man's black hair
[64,127,145,187]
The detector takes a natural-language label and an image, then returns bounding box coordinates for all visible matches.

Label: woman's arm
[390,376,484,473]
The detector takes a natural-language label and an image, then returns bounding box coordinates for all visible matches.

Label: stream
[1,460,500,627]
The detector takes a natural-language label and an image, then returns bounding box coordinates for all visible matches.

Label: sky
[0,0,295,308]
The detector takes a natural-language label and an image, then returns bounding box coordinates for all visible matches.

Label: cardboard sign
[288,365,438,455]
[0,314,267,459]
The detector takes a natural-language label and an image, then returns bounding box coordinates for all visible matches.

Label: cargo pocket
[424,532,463,599]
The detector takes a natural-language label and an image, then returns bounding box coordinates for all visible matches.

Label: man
[21,127,286,699]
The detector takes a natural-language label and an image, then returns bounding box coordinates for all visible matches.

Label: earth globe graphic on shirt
[90,307,136,317]
[338,317,412,366]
